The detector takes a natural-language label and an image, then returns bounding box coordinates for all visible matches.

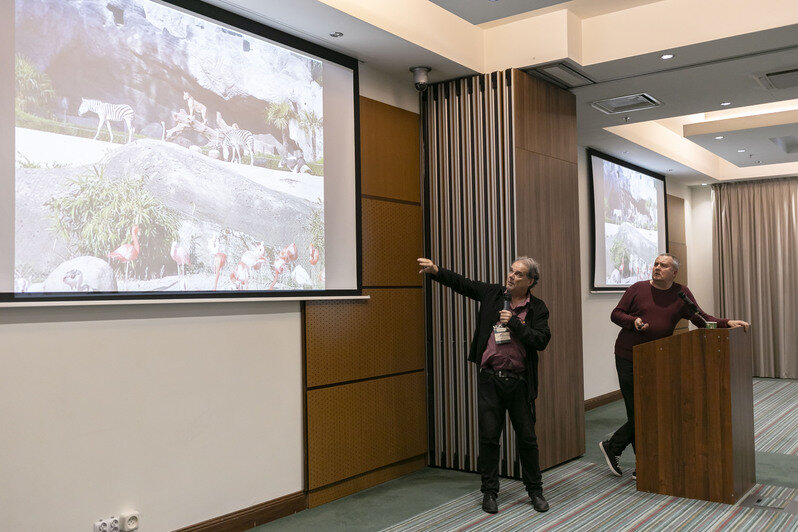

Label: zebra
[222,129,255,165]
[78,98,135,143]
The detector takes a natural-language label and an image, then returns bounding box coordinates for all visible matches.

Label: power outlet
[94,516,120,532]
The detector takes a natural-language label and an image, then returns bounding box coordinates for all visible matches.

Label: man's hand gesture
[417,258,439,275]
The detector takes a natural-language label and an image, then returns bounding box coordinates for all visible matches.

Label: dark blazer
[432,268,551,401]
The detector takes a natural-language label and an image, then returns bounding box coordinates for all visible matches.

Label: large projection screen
[3,0,360,303]
[588,149,668,291]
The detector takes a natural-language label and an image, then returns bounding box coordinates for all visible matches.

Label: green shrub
[46,166,180,279]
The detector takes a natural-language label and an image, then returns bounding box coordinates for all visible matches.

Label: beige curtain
[713,177,798,378]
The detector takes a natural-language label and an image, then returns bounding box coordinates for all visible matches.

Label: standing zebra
[222,129,255,165]
[78,97,135,143]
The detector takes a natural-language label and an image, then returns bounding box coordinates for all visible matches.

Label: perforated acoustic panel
[361,198,423,287]
[305,288,424,388]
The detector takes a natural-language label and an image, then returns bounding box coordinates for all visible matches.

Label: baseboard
[174,491,306,532]
[308,454,427,508]
[584,389,622,411]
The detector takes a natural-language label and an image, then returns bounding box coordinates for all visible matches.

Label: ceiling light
[757,160,762,164]
[721,102,731,106]
[737,149,746,153]
[701,183,708,186]
[668,169,673,172]
[660,53,675,60]
[715,136,724,140]
[329,31,343,38]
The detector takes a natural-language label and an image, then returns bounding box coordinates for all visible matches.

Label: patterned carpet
[754,378,798,455]
[381,461,798,531]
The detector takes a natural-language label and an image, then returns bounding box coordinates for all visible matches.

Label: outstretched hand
[417,258,438,275]
[728,319,750,332]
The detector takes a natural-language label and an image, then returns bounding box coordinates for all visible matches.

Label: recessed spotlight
[668,169,673,172]
[737,149,746,153]
[329,31,343,38]
[715,136,724,140]
[721,102,731,106]
[622,150,629,154]
[757,160,762,164]
[660,53,675,60]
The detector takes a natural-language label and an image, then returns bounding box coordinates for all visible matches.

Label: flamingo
[309,243,319,265]
[240,241,268,270]
[109,225,140,283]
[230,261,249,290]
[170,241,191,278]
[292,264,312,287]
[208,236,227,291]
[279,242,298,263]
[266,257,286,290]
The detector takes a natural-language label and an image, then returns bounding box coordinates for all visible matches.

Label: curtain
[422,71,519,475]
[713,177,798,378]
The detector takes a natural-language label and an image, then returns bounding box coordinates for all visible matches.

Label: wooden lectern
[633,327,755,504]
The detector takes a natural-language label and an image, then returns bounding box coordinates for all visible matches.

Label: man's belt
[481,367,526,381]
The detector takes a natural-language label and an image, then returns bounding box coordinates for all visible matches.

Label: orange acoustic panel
[359,97,421,203]
[307,372,427,490]
[361,198,423,287]
[306,288,425,388]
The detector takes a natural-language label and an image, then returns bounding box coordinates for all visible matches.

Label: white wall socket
[93,516,120,532]
[120,511,140,531]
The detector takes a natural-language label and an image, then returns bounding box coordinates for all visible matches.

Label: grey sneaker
[599,440,622,476]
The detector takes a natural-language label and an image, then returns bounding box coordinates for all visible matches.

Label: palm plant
[299,109,323,161]
[265,100,295,151]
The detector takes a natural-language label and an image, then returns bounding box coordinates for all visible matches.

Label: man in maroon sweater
[599,253,749,478]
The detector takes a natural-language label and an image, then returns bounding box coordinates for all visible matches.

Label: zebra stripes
[423,71,518,476]
[78,98,135,143]
[222,128,255,165]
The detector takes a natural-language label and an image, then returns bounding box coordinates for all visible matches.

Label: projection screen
[3,0,360,302]
[588,149,668,291]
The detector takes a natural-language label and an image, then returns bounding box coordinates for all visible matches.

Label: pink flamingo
[279,242,298,263]
[212,252,227,291]
[170,241,191,279]
[309,243,319,265]
[266,258,286,290]
[230,261,249,290]
[109,225,141,282]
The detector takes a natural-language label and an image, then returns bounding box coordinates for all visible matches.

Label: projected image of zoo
[14,0,327,293]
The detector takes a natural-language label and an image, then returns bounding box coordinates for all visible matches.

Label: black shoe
[599,440,622,476]
[482,492,498,514]
[632,470,637,480]
[530,492,549,512]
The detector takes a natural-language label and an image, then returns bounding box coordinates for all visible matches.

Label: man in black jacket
[418,256,552,514]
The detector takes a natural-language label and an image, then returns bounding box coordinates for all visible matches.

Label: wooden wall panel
[667,195,689,331]
[514,72,577,164]
[305,288,424,387]
[513,147,585,468]
[302,96,425,510]
[307,372,427,490]
[360,97,421,203]
[361,198,423,287]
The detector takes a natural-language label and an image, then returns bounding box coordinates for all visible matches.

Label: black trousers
[477,370,542,495]
[607,356,636,456]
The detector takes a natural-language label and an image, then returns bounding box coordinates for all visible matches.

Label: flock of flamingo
[107,224,321,291]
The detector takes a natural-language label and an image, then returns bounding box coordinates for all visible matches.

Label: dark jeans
[477,370,542,495]
[607,356,636,456]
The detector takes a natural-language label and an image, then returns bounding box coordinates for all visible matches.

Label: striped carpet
[381,461,798,531]
[754,378,798,455]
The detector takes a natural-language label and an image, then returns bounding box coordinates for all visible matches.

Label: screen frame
[5,0,363,303]
[586,148,668,293]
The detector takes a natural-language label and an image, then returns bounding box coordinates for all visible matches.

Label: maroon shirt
[481,294,530,373]
[612,281,729,361]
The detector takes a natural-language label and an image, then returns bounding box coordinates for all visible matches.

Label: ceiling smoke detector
[590,93,662,114]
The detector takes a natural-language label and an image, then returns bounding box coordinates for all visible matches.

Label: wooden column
[512,70,585,468]
[304,97,426,507]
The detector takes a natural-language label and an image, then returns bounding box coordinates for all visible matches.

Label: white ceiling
[203,0,798,186]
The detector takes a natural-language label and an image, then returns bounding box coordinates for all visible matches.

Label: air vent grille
[764,68,798,90]
[591,93,662,114]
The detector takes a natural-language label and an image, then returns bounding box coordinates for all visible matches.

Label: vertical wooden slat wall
[424,72,517,474]
[512,69,585,468]
[303,96,426,507]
